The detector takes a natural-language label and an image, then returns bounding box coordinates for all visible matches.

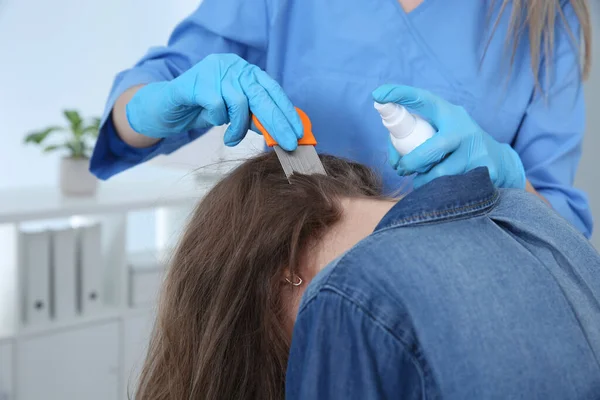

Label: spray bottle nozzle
[373,102,397,119]
[374,101,416,139]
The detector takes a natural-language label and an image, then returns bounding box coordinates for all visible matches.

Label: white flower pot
[60,157,97,196]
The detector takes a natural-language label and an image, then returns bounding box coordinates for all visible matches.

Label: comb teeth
[273,145,327,179]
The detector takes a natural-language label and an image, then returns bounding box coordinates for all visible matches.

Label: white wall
[576,1,600,248]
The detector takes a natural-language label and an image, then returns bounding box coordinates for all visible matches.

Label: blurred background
[0,1,264,399]
[1,1,599,399]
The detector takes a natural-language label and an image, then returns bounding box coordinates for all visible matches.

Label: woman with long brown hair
[136,153,391,399]
[136,152,600,399]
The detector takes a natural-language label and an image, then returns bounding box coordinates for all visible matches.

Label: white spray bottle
[374,102,436,156]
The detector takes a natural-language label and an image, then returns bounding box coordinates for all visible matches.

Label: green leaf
[66,139,86,158]
[42,144,64,153]
[82,125,99,137]
[24,126,64,144]
[81,117,101,138]
[63,110,83,136]
[63,110,82,126]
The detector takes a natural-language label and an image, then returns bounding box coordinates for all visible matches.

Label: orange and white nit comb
[252,107,327,179]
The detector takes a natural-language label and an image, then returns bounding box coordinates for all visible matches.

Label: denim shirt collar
[375,167,499,231]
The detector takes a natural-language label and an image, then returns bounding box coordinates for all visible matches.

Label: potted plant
[24,110,101,196]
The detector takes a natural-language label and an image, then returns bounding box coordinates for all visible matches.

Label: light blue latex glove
[125,54,303,151]
[373,84,526,189]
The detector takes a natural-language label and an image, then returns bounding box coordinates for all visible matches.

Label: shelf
[0,171,222,224]
[0,306,160,341]
[0,309,121,340]
[0,164,227,399]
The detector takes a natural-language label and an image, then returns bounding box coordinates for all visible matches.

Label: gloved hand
[373,84,526,189]
[125,53,303,151]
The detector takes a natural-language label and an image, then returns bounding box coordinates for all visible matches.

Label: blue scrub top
[91,0,593,237]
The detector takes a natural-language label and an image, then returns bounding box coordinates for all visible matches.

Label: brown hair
[135,152,384,400]
[494,0,591,87]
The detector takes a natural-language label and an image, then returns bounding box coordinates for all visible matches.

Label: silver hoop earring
[285,275,303,286]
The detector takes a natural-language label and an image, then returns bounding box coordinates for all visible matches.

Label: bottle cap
[374,102,416,139]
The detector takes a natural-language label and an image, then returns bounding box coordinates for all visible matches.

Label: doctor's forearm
[112,85,161,148]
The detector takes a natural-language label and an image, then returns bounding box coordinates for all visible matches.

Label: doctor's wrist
[112,85,161,149]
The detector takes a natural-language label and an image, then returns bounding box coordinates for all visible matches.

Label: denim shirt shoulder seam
[297,285,429,391]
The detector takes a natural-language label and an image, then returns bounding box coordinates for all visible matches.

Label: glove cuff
[126,82,171,138]
[502,144,526,190]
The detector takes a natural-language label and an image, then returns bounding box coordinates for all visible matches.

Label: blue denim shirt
[286,168,600,399]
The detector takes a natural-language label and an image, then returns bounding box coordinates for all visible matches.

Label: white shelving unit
[0,170,221,400]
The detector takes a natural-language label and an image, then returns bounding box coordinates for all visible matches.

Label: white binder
[51,228,78,321]
[77,223,104,316]
[0,340,13,400]
[20,229,51,326]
